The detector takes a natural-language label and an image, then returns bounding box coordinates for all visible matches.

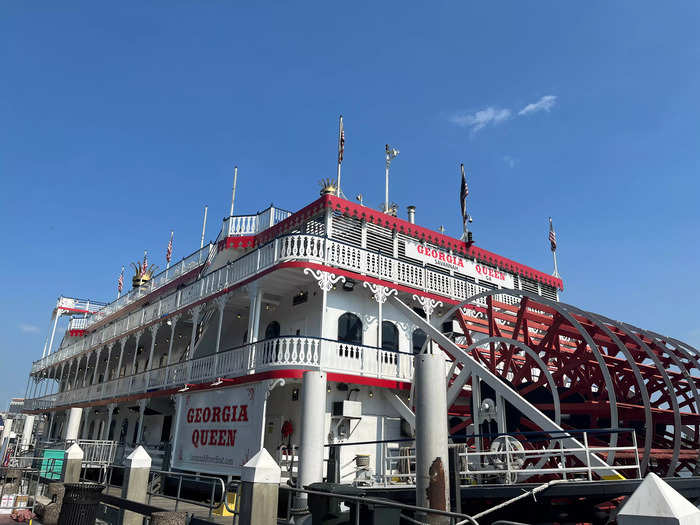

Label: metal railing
[102,465,239,522]
[380,429,641,486]
[280,485,478,525]
[32,232,520,375]
[0,457,61,515]
[28,337,415,409]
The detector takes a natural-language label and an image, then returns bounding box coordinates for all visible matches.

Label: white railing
[68,317,88,331]
[33,234,516,373]
[225,205,292,236]
[379,431,641,486]
[26,337,414,410]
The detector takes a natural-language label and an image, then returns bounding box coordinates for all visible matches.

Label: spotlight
[368,391,374,398]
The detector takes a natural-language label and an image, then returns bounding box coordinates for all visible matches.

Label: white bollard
[239,448,281,525]
[64,443,83,483]
[121,446,152,525]
[415,353,450,524]
[296,371,327,509]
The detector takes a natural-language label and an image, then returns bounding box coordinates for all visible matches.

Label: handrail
[32,232,519,374]
[27,335,416,409]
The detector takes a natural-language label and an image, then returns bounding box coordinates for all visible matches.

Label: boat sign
[172,383,267,475]
[404,241,514,288]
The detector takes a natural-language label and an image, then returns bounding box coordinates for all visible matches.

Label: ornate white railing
[224,205,292,236]
[32,234,518,373]
[26,337,413,410]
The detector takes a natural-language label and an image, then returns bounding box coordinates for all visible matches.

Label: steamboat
[10,166,700,523]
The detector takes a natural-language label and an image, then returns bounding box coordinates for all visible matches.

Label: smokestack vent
[407,205,416,224]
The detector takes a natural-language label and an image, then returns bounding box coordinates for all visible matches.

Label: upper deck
[29,195,560,375]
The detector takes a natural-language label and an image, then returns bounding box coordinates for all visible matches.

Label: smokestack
[407,205,416,224]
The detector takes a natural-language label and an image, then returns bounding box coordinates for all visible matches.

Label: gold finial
[319,178,337,196]
[131,251,158,288]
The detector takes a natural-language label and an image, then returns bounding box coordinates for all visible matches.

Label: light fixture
[178,384,190,392]
[236,314,241,319]
[368,391,374,398]
[166,319,172,326]
[327,386,332,393]
[342,280,355,292]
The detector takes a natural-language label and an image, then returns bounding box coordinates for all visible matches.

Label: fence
[380,429,641,486]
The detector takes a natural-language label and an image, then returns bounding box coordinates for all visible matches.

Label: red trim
[217,235,257,252]
[29,369,409,413]
[229,195,562,290]
[68,330,86,337]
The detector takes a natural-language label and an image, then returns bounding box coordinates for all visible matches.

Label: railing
[86,243,215,327]
[379,429,641,486]
[27,337,415,410]
[103,465,239,521]
[68,317,88,330]
[32,233,518,374]
[224,205,291,236]
[57,296,107,313]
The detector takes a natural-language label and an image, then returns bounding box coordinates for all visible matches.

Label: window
[382,321,399,351]
[265,321,281,339]
[338,313,362,345]
[412,329,427,354]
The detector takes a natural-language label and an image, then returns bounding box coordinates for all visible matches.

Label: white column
[246,286,258,344]
[21,415,35,450]
[136,399,147,444]
[146,326,158,371]
[296,371,327,508]
[214,296,226,373]
[415,353,450,518]
[131,332,143,375]
[116,341,125,378]
[189,307,202,356]
[166,318,178,366]
[81,407,92,439]
[65,407,83,441]
[102,404,115,440]
[104,345,113,381]
[92,348,102,384]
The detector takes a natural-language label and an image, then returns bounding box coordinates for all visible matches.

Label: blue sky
[1,2,699,409]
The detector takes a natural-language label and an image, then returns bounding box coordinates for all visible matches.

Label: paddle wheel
[439,289,700,477]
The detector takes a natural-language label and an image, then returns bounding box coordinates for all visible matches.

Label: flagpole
[461,164,469,238]
[336,116,343,197]
[200,205,208,250]
[549,217,560,278]
[230,166,238,217]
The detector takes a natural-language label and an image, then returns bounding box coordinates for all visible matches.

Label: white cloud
[503,155,517,168]
[19,323,40,333]
[450,107,512,133]
[518,95,557,116]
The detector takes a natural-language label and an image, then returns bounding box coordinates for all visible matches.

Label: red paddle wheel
[440,289,700,477]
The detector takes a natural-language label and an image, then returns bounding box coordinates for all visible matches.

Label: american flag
[338,115,345,165]
[117,267,124,293]
[549,217,557,252]
[166,231,173,264]
[460,164,469,228]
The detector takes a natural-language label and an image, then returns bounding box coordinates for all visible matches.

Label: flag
[166,231,173,264]
[549,217,557,252]
[337,115,345,165]
[460,164,469,229]
[117,267,124,293]
[143,250,148,274]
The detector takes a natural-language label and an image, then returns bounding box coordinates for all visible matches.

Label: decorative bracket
[364,282,398,304]
[304,268,346,292]
[412,294,443,318]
